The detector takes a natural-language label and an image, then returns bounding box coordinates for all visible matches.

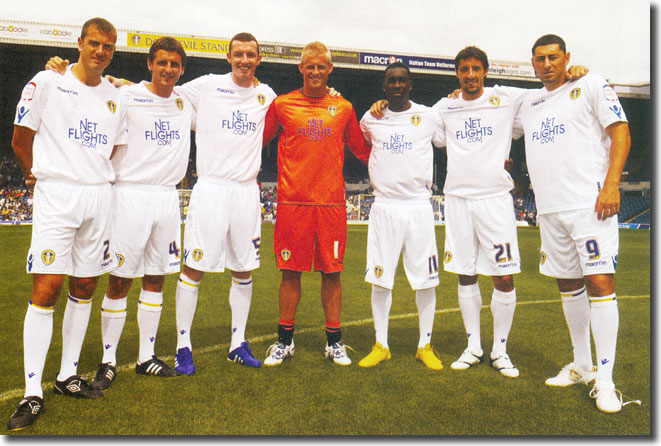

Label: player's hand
[567,65,589,80]
[45,56,68,74]
[369,100,388,118]
[252,76,261,87]
[327,86,342,98]
[504,158,513,173]
[25,174,36,189]
[594,183,620,220]
[104,75,131,88]
[448,88,461,99]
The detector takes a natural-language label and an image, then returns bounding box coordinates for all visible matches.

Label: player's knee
[68,276,99,300]
[31,274,65,306]
[230,270,252,281]
[142,275,165,293]
[556,278,586,293]
[493,275,514,292]
[584,274,615,297]
[107,274,134,298]
[182,265,204,282]
[458,274,478,286]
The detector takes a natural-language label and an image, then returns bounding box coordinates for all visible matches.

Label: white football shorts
[443,193,521,276]
[365,198,440,290]
[538,207,619,278]
[27,179,115,276]
[111,183,182,278]
[183,177,261,273]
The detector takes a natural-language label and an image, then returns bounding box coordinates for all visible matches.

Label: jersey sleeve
[115,89,129,146]
[345,106,371,164]
[430,111,446,148]
[588,74,628,128]
[512,106,525,140]
[262,99,281,146]
[14,71,51,131]
[176,75,206,111]
[359,111,373,145]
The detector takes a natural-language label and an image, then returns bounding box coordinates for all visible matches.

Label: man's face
[148,49,184,91]
[383,67,411,103]
[299,53,333,91]
[227,40,261,85]
[532,43,570,87]
[456,57,487,97]
[78,24,116,74]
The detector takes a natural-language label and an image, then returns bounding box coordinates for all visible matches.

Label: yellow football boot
[358,342,391,367]
[416,344,444,370]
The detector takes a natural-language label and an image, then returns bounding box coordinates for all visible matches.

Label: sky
[1,0,652,85]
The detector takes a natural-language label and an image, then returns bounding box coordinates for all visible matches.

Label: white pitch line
[0,294,649,403]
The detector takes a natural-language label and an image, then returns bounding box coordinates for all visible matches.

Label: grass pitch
[0,224,650,436]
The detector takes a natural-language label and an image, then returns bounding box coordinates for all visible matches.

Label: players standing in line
[370,47,588,379]
[8,18,123,431]
[357,62,444,370]
[261,41,371,366]
[514,34,631,413]
[172,32,276,372]
[85,37,192,389]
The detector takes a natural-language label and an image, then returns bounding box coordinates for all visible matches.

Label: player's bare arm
[11,125,37,188]
[594,121,631,220]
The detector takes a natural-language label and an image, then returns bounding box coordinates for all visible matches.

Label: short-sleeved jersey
[263,90,371,205]
[360,102,443,201]
[112,81,193,186]
[14,66,123,184]
[514,73,627,214]
[432,86,527,199]
[176,73,276,182]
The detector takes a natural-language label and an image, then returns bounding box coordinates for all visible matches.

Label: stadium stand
[619,193,651,223]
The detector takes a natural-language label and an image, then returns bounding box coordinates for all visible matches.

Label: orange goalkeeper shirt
[263,89,371,205]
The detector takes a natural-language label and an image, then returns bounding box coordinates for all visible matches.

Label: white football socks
[175,272,200,351]
[23,302,54,398]
[491,288,516,355]
[560,287,593,372]
[229,276,253,351]
[371,285,392,348]
[137,289,163,364]
[458,283,483,355]
[416,287,436,348]
[590,293,618,384]
[57,294,93,381]
[100,295,127,366]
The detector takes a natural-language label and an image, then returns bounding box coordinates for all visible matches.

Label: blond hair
[300,41,331,64]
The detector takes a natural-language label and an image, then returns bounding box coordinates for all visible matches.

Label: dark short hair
[149,37,187,68]
[229,32,259,55]
[384,61,411,78]
[81,17,116,40]
[454,46,489,71]
[532,34,566,56]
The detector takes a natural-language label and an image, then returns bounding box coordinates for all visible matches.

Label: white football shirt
[14,65,122,184]
[112,81,193,186]
[176,73,276,182]
[360,102,443,201]
[432,86,527,199]
[514,73,627,214]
